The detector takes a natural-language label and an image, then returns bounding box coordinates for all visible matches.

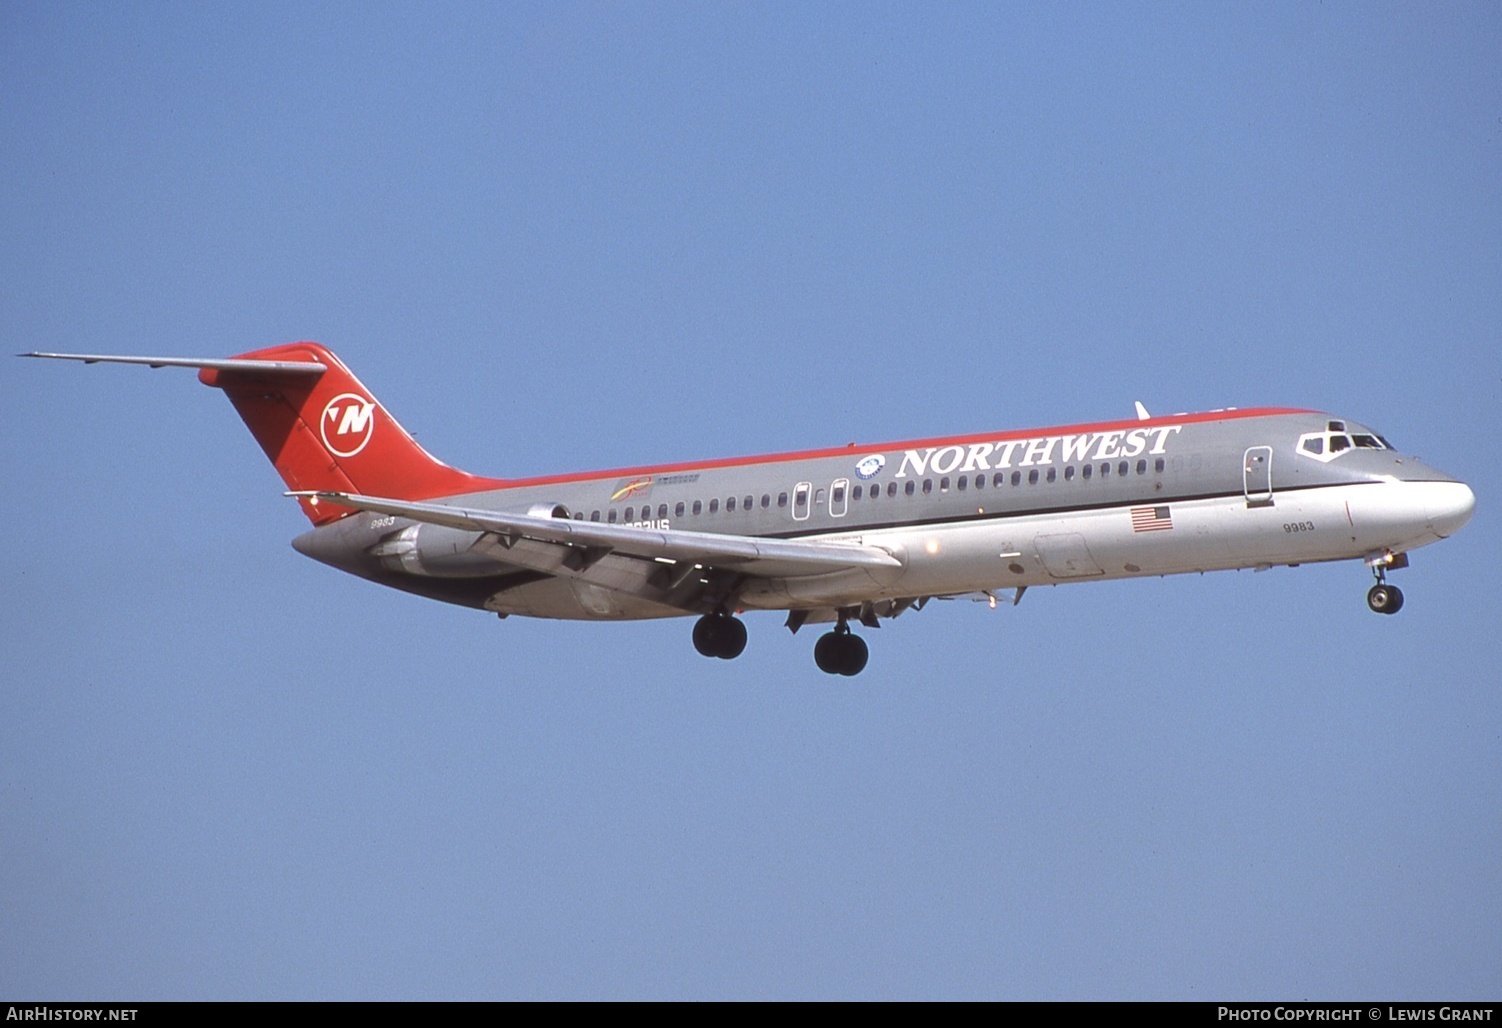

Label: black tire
[837,633,869,676]
[813,632,843,674]
[1367,584,1404,615]
[718,616,747,660]
[692,615,720,657]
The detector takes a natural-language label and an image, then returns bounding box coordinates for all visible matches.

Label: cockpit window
[1297,426,1390,463]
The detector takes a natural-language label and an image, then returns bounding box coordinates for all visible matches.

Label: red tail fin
[198,342,504,525]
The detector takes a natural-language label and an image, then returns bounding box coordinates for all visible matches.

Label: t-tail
[22,342,504,525]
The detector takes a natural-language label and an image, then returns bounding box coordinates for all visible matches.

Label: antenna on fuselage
[1134,401,1151,421]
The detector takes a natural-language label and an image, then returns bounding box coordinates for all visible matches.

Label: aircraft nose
[1426,481,1476,538]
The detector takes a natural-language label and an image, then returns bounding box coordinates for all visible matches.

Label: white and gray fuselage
[292,407,1475,623]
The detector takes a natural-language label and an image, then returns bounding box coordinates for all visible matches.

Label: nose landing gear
[692,613,747,659]
[1366,560,1404,615]
[1366,583,1404,614]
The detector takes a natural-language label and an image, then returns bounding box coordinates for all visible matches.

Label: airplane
[23,342,1475,675]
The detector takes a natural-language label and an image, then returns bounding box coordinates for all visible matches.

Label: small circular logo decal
[320,392,376,458]
[855,454,886,480]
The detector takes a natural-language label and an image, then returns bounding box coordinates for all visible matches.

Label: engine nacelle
[524,502,572,520]
[367,502,572,577]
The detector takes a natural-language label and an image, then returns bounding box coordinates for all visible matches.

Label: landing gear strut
[1366,563,1404,615]
[813,622,868,676]
[692,613,747,659]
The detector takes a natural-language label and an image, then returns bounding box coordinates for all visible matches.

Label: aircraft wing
[292,490,902,586]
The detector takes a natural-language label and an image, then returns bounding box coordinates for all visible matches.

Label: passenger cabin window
[658,504,668,518]
[693,500,702,515]
[1028,470,1039,485]
[590,511,600,522]
[994,472,1006,488]
[762,494,771,508]
[608,509,618,523]
[905,481,916,496]
[1064,466,1075,481]
[709,498,719,513]
[777,492,788,508]
[675,502,685,516]
[624,507,634,521]
[1154,458,1165,473]
[1082,464,1092,479]
[726,496,736,512]
[744,495,753,510]
[922,479,932,494]
[888,482,898,497]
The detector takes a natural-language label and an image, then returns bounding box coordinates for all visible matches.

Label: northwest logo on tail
[321,392,376,457]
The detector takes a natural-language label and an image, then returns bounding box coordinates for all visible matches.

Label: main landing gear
[1366,561,1404,615]
[692,613,747,660]
[692,612,872,675]
[813,624,868,677]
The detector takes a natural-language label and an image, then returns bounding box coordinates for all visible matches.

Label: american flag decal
[1130,505,1173,532]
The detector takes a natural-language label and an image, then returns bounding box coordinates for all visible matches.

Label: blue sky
[2,1,1498,999]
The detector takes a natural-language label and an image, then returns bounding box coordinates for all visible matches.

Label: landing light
[924,539,940,555]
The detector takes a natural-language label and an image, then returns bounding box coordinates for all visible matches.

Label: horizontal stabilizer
[20,352,327,375]
[290,490,904,577]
